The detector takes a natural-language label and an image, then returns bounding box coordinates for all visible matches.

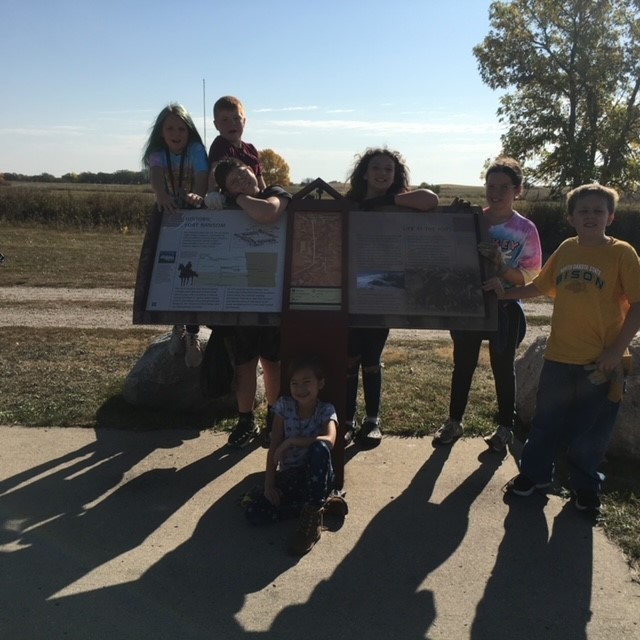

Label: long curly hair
[345,147,410,202]
[142,103,203,168]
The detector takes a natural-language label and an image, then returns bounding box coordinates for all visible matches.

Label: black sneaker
[228,416,259,448]
[505,473,550,497]
[574,489,601,513]
[359,419,382,446]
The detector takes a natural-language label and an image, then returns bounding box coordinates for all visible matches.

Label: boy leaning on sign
[205,158,291,450]
[484,183,640,513]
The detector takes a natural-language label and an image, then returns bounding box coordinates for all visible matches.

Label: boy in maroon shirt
[207,96,266,195]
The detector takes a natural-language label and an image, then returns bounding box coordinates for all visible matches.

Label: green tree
[259,149,291,187]
[474,0,640,192]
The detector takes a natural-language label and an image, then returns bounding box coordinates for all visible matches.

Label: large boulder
[123,331,264,414]
[515,335,640,462]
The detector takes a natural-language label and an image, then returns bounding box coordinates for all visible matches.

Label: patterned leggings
[245,441,334,525]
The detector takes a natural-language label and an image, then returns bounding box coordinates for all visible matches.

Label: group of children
[142,97,640,555]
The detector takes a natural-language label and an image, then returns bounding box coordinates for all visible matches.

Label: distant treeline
[1,170,146,185]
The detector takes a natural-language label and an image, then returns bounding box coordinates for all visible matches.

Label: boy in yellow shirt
[485,184,640,512]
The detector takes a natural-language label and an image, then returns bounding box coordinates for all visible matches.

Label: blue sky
[1,0,506,186]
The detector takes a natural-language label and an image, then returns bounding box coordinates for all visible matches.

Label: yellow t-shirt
[533,237,640,364]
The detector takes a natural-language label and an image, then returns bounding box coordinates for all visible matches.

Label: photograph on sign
[348,208,495,330]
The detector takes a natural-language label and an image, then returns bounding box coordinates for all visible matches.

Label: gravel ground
[0,286,552,344]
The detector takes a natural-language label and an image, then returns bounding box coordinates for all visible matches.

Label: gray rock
[515,335,640,462]
[122,332,240,414]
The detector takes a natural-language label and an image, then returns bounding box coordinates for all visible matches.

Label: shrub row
[519,201,640,258]
[0,187,155,230]
[1,185,639,256]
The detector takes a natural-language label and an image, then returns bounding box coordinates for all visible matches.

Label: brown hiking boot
[288,505,323,555]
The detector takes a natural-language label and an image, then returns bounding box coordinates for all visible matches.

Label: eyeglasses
[485,184,517,193]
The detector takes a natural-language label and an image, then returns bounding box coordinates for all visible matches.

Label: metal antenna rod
[202,78,207,147]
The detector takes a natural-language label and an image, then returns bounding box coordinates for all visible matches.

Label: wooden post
[279,179,350,490]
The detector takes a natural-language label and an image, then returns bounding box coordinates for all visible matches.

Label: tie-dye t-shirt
[486,209,542,286]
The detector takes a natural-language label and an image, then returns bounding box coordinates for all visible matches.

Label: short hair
[213,96,245,119]
[566,183,619,215]
[287,355,326,382]
[213,157,247,192]
[485,156,523,188]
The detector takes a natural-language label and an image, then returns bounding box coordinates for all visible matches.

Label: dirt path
[0,286,552,344]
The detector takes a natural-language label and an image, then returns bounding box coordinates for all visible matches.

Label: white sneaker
[484,425,514,452]
[434,419,463,444]
[169,325,186,355]
[184,332,203,368]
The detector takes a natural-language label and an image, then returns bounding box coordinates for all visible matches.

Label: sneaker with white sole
[228,415,260,449]
[505,473,551,496]
[184,332,203,368]
[484,425,514,452]
[359,418,382,446]
[169,325,186,356]
[434,418,463,445]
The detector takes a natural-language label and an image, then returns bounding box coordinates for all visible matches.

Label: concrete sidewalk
[1,426,638,639]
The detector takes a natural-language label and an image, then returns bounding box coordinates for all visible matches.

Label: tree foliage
[259,148,291,187]
[474,0,640,192]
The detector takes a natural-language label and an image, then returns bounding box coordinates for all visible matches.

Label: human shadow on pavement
[472,496,593,640]
[0,429,259,638]
[261,444,506,639]
[0,429,196,544]
[2,467,299,638]
[0,439,500,639]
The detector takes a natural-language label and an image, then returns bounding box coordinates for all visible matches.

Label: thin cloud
[267,119,503,135]
[254,106,319,113]
[0,126,91,136]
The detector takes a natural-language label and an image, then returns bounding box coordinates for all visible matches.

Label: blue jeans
[520,360,620,492]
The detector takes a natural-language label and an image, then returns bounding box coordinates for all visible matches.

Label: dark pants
[245,441,334,525]
[346,327,389,421]
[449,301,523,428]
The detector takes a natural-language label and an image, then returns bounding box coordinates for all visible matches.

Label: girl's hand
[157,192,178,215]
[264,483,281,507]
[482,276,505,298]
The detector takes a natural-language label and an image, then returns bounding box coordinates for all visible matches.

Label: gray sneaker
[168,325,186,356]
[434,419,463,445]
[484,425,514,452]
[184,332,203,368]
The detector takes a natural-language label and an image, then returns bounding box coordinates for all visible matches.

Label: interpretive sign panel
[348,207,496,331]
[288,211,343,311]
[133,208,286,326]
[133,203,495,332]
